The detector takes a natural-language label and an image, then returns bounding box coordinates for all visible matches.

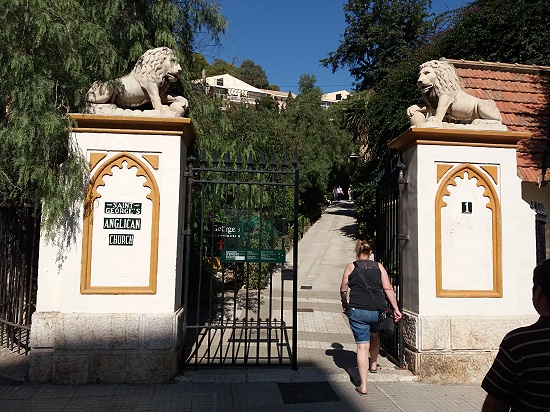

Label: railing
[531,201,547,264]
[0,204,40,355]
[375,156,406,368]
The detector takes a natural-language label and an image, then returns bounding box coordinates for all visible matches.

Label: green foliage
[264,84,280,91]
[193,75,354,224]
[255,96,280,112]
[436,0,550,66]
[298,74,321,95]
[334,0,550,237]
[321,0,435,90]
[238,59,269,89]
[0,0,226,232]
[205,57,270,89]
[285,80,356,221]
[209,58,241,77]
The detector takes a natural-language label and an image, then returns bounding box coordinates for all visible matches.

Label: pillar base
[402,311,537,383]
[29,309,183,384]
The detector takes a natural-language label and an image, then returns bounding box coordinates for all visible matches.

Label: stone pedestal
[389,127,537,383]
[30,114,195,383]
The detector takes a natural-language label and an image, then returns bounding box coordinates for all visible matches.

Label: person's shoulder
[346,261,356,270]
[501,317,550,344]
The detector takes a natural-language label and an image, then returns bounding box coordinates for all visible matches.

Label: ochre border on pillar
[70,113,196,144]
[435,163,502,298]
[81,152,160,294]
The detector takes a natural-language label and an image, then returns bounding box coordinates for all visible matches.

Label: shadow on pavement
[325,342,359,386]
[325,202,356,218]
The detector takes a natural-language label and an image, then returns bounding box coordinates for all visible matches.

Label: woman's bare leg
[369,333,380,370]
[356,343,370,393]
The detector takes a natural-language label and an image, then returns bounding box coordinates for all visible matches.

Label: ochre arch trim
[81,152,160,294]
[435,164,502,298]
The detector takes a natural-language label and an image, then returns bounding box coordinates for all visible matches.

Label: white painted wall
[403,143,536,317]
[36,131,187,313]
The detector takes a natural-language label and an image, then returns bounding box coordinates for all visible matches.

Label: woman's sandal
[355,387,368,397]
[368,364,378,373]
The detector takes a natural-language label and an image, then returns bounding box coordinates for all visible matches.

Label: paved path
[0,202,487,411]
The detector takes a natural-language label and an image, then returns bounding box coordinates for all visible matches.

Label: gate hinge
[182,229,192,236]
[398,234,409,241]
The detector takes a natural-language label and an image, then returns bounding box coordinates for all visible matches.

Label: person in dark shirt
[340,240,402,396]
[481,259,550,411]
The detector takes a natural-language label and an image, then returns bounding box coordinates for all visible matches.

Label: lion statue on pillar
[86,47,188,116]
[407,59,503,129]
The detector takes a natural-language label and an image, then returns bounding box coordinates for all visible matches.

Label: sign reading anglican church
[81,152,160,294]
[103,201,142,245]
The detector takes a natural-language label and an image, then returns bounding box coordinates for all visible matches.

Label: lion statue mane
[86,46,188,116]
[407,59,502,127]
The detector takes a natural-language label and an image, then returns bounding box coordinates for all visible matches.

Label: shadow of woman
[325,342,359,386]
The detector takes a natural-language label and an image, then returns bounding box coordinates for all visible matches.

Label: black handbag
[358,270,395,337]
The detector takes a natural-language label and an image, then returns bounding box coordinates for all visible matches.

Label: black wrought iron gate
[0,204,40,355]
[375,156,405,367]
[182,151,299,369]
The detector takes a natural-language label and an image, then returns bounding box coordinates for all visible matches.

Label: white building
[321,90,350,108]
[198,73,295,109]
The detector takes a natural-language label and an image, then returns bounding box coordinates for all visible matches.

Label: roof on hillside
[203,73,264,93]
[448,59,550,184]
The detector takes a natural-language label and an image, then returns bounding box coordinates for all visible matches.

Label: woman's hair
[355,240,372,257]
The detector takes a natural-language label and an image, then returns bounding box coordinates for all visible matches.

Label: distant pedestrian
[340,240,402,397]
[348,185,353,201]
[481,259,550,411]
[337,185,343,201]
[333,185,338,202]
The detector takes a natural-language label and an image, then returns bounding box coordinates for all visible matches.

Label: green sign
[221,249,285,263]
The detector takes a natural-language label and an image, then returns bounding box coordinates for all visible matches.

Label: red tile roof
[448,59,550,184]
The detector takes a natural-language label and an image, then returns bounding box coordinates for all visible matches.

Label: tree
[321,0,435,90]
[436,0,550,66]
[298,74,321,95]
[341,0,550,237]
[190,52,212,80]
[285,76,355,221]
[209,58,240,77]
[238,59,269,89]
[0,0,226,230]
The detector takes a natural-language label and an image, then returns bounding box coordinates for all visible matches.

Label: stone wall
[29,309,183,384]
[403,311,538,383]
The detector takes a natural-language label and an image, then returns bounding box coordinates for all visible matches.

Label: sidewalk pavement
[0,201,487,411]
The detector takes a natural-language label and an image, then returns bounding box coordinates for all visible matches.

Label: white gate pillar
[30,114,195,383]
[389,127,537,382]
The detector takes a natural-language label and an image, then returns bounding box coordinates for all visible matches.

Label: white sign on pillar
[82,152,160,294]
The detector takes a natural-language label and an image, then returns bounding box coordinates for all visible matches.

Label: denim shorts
[347,307,379,344]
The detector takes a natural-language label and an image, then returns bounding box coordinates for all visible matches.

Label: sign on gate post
[220,248,285,263]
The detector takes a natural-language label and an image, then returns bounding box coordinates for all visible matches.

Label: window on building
[336,94,342,100]
[217,78,223,86]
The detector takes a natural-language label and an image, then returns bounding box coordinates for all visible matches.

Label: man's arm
[482,394,510,412]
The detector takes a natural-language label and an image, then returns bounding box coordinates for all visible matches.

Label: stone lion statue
[407,59,502,128]
[86,47,188,116]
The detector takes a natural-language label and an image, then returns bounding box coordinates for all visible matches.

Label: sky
[198,0,468,94]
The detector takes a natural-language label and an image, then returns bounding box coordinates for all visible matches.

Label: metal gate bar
[531,201,547,264]
[0,204,40,355]
[182,150,298,369]
[375,156,405,367]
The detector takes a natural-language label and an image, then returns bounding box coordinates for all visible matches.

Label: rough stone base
[29,309,183,384]
[405,349,494,383]
[402,312,538,383]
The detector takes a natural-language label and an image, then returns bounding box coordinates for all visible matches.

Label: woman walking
[340,240,402,396]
